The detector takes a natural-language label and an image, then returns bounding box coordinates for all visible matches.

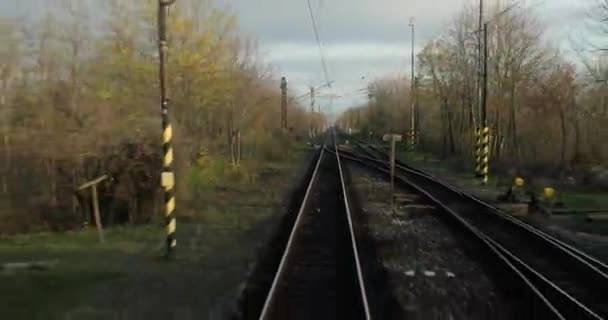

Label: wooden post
[91,185,104,244]
[383,134,402,212]
[78,174,108,244]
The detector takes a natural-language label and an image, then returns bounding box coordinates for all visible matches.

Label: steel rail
[259,136,371,319]
[258,146,326,320]
[344,135,608,277]
[332,130,372,319]
[335,147,605,319]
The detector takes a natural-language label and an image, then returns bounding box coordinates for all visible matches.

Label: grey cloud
[221,0,468,44]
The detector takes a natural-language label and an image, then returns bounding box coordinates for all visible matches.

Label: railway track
[337,134,608,320]
[258,140,371,320]
[347,135,608,274]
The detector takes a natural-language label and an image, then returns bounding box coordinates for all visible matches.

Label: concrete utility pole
[409,17,416,151]
[480,22,490,185]
[158,0,177,256]
[475,0,484,179]
[479,3,518,185]
[478,0,484,123]
[280,77,287,131]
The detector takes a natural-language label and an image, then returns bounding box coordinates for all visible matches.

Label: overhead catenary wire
[305,0,338,120]
[306,0,332,88]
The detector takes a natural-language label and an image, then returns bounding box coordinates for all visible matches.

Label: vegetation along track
[257,139,371,320]
[337,134,608,320]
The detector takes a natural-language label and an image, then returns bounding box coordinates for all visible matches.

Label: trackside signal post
[158,0,177,257]
[383,134,402,212]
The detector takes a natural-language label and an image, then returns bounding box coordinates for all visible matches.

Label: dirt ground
[347,163,517,320]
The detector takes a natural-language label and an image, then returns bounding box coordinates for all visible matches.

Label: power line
[306,0,332,87]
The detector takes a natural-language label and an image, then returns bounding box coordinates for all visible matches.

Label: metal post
[475,0,484,179]
[158,0,177,256]
[481,23,490,185]
[477,0,483,123]
[280,77,287,131]
[409,18,416,152]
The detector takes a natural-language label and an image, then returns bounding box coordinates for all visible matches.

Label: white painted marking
[424,271,436,277]
[405,270,416,277]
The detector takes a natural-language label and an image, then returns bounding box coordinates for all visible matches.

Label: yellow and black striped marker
[475,128,482,178]
[158,0,177,256]
[161,100,177,254]
[409,128,416,152]
[480,126,490,185]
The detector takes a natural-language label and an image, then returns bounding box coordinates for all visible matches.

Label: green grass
[1,269,119,319]
[0,144,314,319]
[0,225,163,319]
[390,145,608,211]
[0,225,162,261]
[557,192,608,210]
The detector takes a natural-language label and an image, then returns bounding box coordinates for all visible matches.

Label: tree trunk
[1,79,9,194]
[445,98,456,155]
[459,92,467,153]
[236,130,241,168]
[508,80,518,159]
[493,102,502,160]
[2,122,8,194]
[571,97,582,165]
[440,102,446,156]
[559,107,567,167]
[469,90,477,158]
[230,131,236,168]
[48,156,57,207]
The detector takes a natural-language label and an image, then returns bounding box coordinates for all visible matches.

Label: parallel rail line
[337,135,607,320]
[354,138,608,276]
[258,137,371,320]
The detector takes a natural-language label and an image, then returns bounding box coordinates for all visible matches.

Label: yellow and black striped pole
[479,23,490,185]
[475,128,482,177]
[480,126,490,185]
[409,128,416,152]
[158,0,177,256]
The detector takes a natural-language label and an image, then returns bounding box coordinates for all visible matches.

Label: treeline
[339,1,608,178]
[0,0,318,233]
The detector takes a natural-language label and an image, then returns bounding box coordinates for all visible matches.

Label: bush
[242,129,292,163]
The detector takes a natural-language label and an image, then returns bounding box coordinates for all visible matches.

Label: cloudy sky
[2,0,590,115]
[215,0,589,115]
